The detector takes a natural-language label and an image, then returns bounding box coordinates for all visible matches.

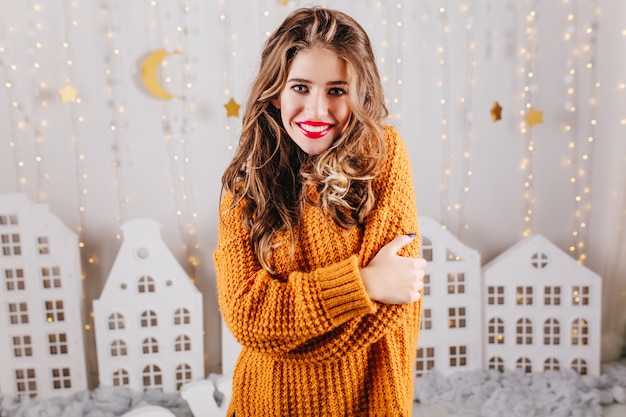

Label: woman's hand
[360,234,427,304]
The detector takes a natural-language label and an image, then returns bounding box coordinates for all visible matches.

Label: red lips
[296,121,333,139]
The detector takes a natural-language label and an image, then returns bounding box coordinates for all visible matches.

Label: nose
[305,90,328,118]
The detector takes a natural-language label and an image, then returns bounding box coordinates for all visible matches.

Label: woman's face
[274,47,352,156]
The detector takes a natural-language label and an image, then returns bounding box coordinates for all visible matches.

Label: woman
[214,7,426,416]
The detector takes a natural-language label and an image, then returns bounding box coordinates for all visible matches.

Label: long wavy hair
[221,7,389,273]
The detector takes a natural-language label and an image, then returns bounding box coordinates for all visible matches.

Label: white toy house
[415,216,482,377]
[93,218,204,392]
[483,234,602,376]
[0,193,87,399]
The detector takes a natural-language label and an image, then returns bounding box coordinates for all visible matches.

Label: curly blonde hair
[221,7,388,273]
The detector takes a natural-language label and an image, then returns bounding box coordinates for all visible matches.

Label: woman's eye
[291,85,308,93]
[329,87,346,96]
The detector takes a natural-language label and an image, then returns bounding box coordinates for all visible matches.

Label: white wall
[1,0,625,387]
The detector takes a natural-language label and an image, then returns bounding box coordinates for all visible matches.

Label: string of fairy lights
[175,0,202,275]
[148,0,201,279]
[518,0,540,239]
[25,1,48,203]
[437,1,453,232]
[436,1,476,239]
[59,0,91,269]
[457,1,477,240]
[220,0,241,152]
[561,0,600,264]
[376,0,405,122]
[0,19,26,195]
[102,0,131,240]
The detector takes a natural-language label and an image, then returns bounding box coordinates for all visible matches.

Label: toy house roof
[482,234,600,282]
[99,218,199,299]
[0,194,76,239]
[418,216,480,261]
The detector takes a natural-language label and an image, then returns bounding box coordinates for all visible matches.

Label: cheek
[279,97,299,121]
[338,103,352,125]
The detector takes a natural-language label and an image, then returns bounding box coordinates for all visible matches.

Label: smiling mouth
[296,121,334,139]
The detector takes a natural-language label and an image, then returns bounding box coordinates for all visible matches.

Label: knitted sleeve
[214,126,420,357]
[214,196,376,354]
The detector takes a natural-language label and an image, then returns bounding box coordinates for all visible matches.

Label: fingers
[414,257,428,269]
[407,259,426,303]
[361,233,427,304]
[399,256,427,303]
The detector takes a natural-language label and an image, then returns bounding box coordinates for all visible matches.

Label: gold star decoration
[224,98,241,118]
[58,82,78,103]
[490,101,503,122]
[281,0,290,5]
[525,107,544,127]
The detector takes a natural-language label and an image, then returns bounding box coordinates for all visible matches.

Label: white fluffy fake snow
[0,386,194,417]
[414,362,626,417]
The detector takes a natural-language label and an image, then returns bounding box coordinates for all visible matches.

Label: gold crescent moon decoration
[140,48,182,100]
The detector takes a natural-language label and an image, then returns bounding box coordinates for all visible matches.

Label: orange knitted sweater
[214,126,421,416]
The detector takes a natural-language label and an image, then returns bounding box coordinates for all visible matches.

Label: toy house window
[421,308,432,330]
[446,249,461,261]
[487,286,504,305]
[138,276,156,293]
[488,357,504,372]
[530,252,549,269]
[45,300,65,322]
[516,357,532,373]
[141,310,158,327]
[37,237,50,254]
[571,318,588,345]
[108,313,126,330]
[174,308,191,325]
[12,335,33,357]
[15,368,37,398]
[572,286,589,306]
[423,274,431,296]
[1,233,22,256]
[488,318,504,344]
[5,268,25,291]
[449,345,467,367]
[516,318,533,344]
[41,266,62,289]
[175,335,191,352]
[420,237,433,261]
[448,307,466,328]
[175,364,193,390]
[142,337,159,354]
[543,318,560,345]
[447,273,465,294]
[544,357,560,372]
[516,286,533,305]
[415,347,435,377]
[51,368,71,389]
[111,339,128,356]
[544,286,561,305]
[0,214,19,225]
[142,365,163,391]
[571,358,587,375]
[9,302,29,324]
[113,369,130,386]
[48,333,68,355]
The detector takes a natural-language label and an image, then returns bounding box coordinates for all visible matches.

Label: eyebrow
[287,78,349,86]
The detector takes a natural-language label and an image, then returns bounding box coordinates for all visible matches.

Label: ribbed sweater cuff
[317,255,376,325]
